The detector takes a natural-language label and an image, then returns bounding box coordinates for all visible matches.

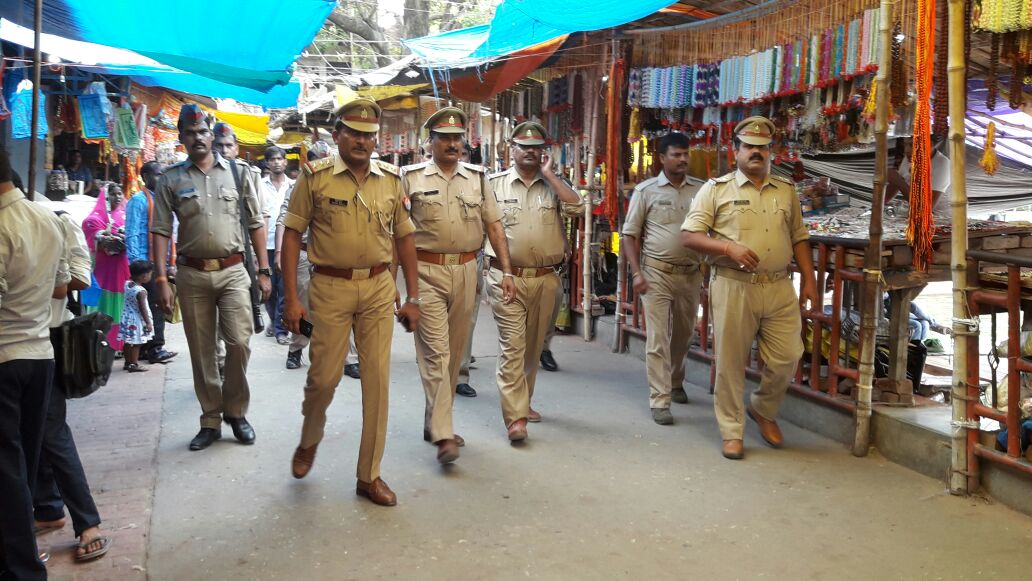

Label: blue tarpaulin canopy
[0,0,333,92]
[0,18,300,108]
[404,0,676,67]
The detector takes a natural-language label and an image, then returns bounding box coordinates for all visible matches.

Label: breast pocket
[457,193,483,223]
[411,192,443,222]
[219,185,240,218]
[653,204,679,225]
[539,200,557,225]
[318,197,352,233]
[501,204,521,227]
[175,188,202,220]
[727,207,759,232]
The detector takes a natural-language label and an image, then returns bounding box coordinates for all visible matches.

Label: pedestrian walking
[124,161,177,364]
[487,121,582,441]
[0,146,70,581]
[403,106,515,463]
[282,98,421,507]
[621,132,704,425]
[81,184,130,353]
[151,104,272,452]
[260,145,293,345]
[681,116,817,460]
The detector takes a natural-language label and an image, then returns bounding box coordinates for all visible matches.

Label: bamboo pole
[947,0,971,496]
[27,0,42,196]
[490,95,497,171]
[583,50,606,341]
[852,0,892,457]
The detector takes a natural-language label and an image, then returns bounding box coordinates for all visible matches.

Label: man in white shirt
[885,136,951,213]
[262,146,294,344]
[0,146,70,580]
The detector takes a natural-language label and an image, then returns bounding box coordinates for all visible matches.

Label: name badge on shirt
[503,198,519,204]
[657,200,673,206]
[733,200,750,206]
[177,187,196,197]
[329,198,348,207]
[421,190,440,196]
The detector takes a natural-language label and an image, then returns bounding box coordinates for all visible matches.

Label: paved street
[49,304,1031,580]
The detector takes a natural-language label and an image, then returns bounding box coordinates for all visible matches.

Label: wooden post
[852,0,893,457]
[26,0,43,196]
[947,0,971,495]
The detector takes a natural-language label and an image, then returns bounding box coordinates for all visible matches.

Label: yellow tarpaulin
[214,110,269,146]
[357,84,427,102]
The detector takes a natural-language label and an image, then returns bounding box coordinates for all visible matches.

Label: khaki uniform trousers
[287,253,358,363]
[414,260,478,442]
[176,263,253,429]
[458,253,486,384]
[300,269,394,483]
[641,265,703,409]
[710,275,803,440]
[542,282,562,351]
[488,268,561,427]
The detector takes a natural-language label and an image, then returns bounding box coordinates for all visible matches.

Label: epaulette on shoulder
[400,160,429,176]
[303,156,335,176]
[633,176,659,192]
[712,173,735,183]
[488,169,509,180]
[376,160,400,176]
[166,160,188,171]
[460,161,485,173]
[771,175,794,185]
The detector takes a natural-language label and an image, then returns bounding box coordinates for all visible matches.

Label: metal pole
[27,0,43,196]
[948,0,971,495]
[852,0,893,457]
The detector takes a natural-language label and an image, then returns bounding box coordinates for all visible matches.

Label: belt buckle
[352,268,371,280]
[202,258,220,271]
[444,253,460,266]
[749,272,761,284]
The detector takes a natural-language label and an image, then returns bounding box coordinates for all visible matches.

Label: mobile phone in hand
[397,312,412,332]
[299,317,314,338]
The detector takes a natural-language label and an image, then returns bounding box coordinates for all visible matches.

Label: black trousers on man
[33,329,102,537]
[0,358,53,581]
[142,276,166,359]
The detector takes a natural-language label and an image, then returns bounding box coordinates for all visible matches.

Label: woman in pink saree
[81,183,131,352]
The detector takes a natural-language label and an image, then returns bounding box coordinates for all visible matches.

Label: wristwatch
[406,296,422,306]
[258,268,272,276]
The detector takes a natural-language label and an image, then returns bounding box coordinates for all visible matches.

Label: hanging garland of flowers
[907,0,936,272]
[890,21,907,109]
[980,121,999,175]
[933,0,949,139]
[988,33,1000,110]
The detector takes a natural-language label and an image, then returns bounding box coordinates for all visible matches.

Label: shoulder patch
[376,160,400,176]
[303,157,334,176]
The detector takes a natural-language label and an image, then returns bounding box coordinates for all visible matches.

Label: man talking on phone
[281,98,421,507]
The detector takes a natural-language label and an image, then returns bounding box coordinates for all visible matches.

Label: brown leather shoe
[507,418,528,441]
[291,444,318,479]
[527,408,542,423]
[721,439,744,460]
[423,430,465,447]
[356,478,397,506]
[747,405,784,448]
[436,439,460,464]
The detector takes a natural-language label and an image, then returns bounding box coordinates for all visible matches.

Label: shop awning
[403,0,677,67]
[0,0,332,92]
[0,18,300,108]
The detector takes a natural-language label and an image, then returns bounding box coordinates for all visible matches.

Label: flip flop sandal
[125,363,147,373]
[75,536,112,562]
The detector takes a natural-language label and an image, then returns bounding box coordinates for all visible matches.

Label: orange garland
[906,0,936,272]
[603,57,626,230]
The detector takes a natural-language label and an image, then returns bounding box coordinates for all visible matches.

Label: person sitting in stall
[65,150,96,196]
[884,136,951,213]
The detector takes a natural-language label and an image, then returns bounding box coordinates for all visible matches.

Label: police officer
[153,105,272,451]
[622,132,704,426]
[488,121,582,441]
[281,98,420,507]
[681,116,816,460]
[403,107,515,464]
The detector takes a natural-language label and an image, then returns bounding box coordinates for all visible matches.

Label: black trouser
[142,276,166,358]
[0,358,53,581]
[265,248,286,337]
[33,329,101,538]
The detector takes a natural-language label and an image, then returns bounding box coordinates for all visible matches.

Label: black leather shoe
[189,428,221,451]
[147,349,177,364]
[286,349,302,370]
[456,383,477,397]
[224,416,256,445]
[344,363,361,379]
[540,350,559,372]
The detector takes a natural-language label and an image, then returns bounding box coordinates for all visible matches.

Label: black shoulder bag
[229,159,265,334]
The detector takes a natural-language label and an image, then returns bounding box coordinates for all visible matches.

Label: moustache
[749,155,764,161]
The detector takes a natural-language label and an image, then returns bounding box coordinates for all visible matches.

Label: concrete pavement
[140,303,1031,580]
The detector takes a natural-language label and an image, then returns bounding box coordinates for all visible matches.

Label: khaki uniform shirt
[486,168,582,267]
[622,171,703,266]
[151,153,264,259]
[283,155,414,269]
[681,170,808,273]
[402,160,502,254]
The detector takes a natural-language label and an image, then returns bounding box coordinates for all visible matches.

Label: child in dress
[119,260,155,372]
